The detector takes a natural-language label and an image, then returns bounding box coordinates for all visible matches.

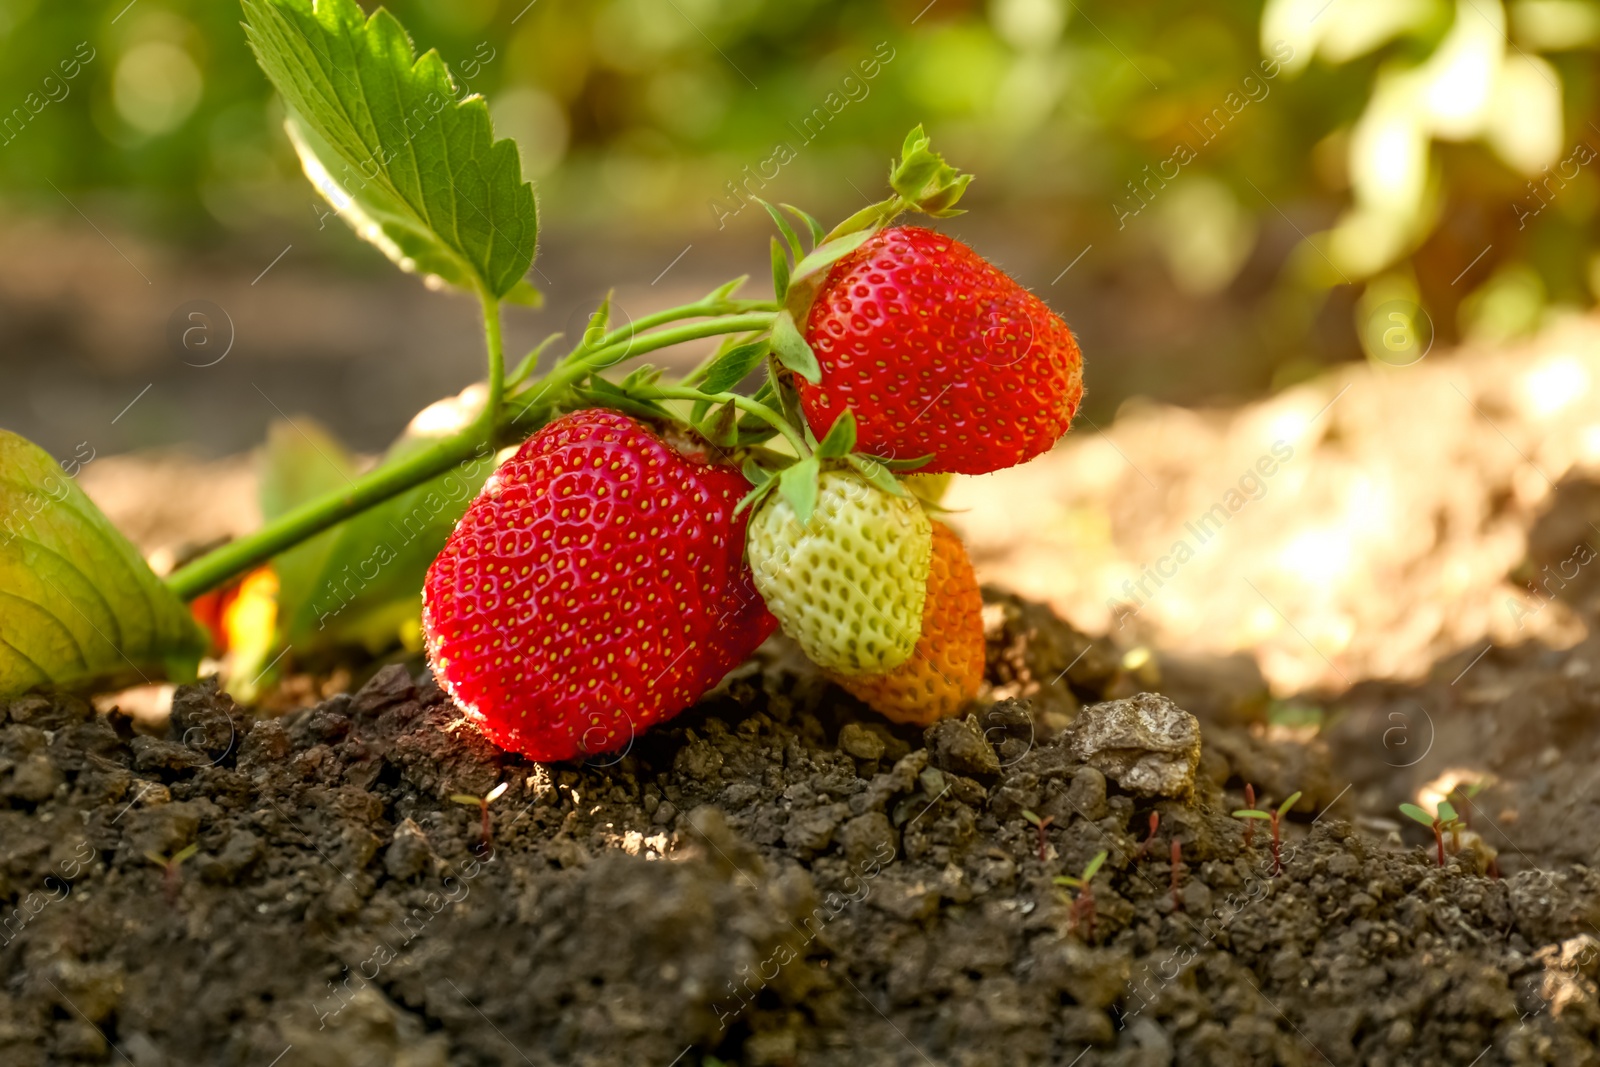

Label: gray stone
[350,663,417,717]
[1067,693,1200,798]
[838,722,885,761]
[925,717,1001,779]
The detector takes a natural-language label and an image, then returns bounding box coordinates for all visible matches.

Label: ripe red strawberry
[798,226,1083,475]
[421,409,775,762]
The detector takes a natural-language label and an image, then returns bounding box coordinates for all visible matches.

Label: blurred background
[4,0,1598,459]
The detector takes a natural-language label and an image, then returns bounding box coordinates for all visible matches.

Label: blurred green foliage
[2,0,1599,368]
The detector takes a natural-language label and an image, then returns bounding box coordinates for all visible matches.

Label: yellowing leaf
[0,431,207,698]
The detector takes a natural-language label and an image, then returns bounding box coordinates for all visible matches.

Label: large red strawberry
[798,225,1083,475]
[421,409,775,762]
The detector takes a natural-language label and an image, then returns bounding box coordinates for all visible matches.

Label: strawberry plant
[1234,790,1302,877]
[1054,850,1109,941]
[0,0,1086,765]
[1400,800,1462,868]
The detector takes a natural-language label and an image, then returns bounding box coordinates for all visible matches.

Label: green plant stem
[556,298,777,368]
[631,384,809,457]
[166,306,776,601]
[500,313,777,434]
[480,292,506,439]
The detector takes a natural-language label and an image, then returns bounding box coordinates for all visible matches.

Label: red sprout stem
[481,801,493,850]
[1434,823,1445,868]
[1035,815,1053,864]
[1139,811,1160,861]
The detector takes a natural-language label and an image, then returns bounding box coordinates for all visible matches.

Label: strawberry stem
[627,384,811,458]
[166,296,777,601]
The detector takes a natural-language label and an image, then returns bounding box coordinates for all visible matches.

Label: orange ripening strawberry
[421,409,776,762]
[832,521,984,726]
[799,226,1083,475]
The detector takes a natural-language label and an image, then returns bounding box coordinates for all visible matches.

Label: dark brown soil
[5,591,1600,1067]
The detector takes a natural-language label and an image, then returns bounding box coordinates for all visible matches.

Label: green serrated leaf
[1399,803,1434,826]
[778,457,820,524]
[702,340,771,396]
[816,410,857,459]
[755,197,803,262]
[845,453,907,498]
[769,237,791,302]
[782,203,826,248]
[771,311,821,384]
[243,0,538,298]
[0,432,208,698]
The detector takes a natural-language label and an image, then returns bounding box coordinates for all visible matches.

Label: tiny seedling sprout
[451,781,510,852]
[1241,784,1256,848]
[1400,800,1461,868]
[144,843,199,904]
[1053,850,1108,941]
[1233,790,1301,877]
[1021,809,1054,864]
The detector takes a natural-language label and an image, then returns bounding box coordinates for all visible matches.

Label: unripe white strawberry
[747,469,932,675]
